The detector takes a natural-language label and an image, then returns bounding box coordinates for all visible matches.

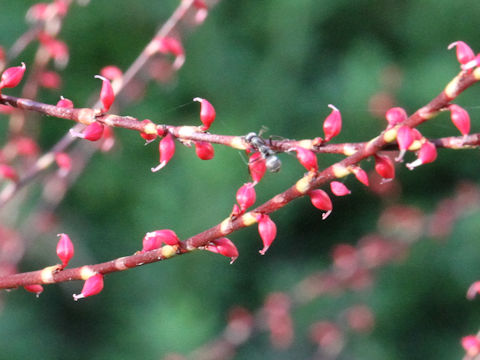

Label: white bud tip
[193,97,203,103]
[322,210,332,220]
[151,162,166,172]
[328,104,339,112]
[94,75,108,82]
[72,293,84,301]
[447,42,459,50]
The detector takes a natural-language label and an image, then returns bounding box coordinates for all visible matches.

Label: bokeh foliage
[1,1,480,359]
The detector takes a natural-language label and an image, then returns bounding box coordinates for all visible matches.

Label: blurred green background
[1,0,480,359]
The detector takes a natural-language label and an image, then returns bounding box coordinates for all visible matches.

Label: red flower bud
[406,141,437,170]
[309,189,332,219]
[73,273,104,301]
[0,62,26,90]
[70,121,104,141]
[248,152,267,184]
[236,182,256,212]
[466,281,480,300]
[395,125,414,161]
[205,237,239,264]
[142,229,180,252]
[385,107,407,127]
[374,154,395,180]
[56,233,74,268]
[38,70,61,89]
[56,96,74,108]
[0,164,18,182]
[257,214,277,255]
[448,41,475,65]
[323,104,342,142]
[449,104,470,136]
[100,65,123,81]
[330,181,351,196]
[151,132,175,172]
[194,141,214,160]
[24,284,44,297]
[94,75,115,112]
[193,97,216,131]
[351,166,369,186]
[295,146,318,172]
[148,37,185,69]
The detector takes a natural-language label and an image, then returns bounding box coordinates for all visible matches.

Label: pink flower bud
[330,181,351,196]
[24,284,44,297]
[56,233,74,268]
[56,96,74,108]
[55,152,72,172]
[73,273,104,301]
[142,229,180,252]
[149,37,185,69]
[205,237,239,264]
[38,33,69,68]
[248,152,267,184]
[257,214,277,255]
[38,70,61,89]
[14,137,38,156]
[448,41,475,65]
[151,133,175,172]
[94,75,115,112]
[462,335,480,357]
[100,65,123,81]
[309,189,332,219]
[236,182,256,212]
[449,104,470,135]
[406,141,437,170]
[0,164,18,181]
[374,154,395,180]
[385,107,407,127]
[323,104,342,142]
[351,166,369,186]
[395,125,414,161]
[194,141,214,160]
[71,121,104,141]
[0,63,26,90]
[295,146,318,172]
[193,97,216,131]
[467,281,480,300]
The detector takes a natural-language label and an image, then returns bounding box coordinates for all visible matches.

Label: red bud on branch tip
[449,104,470,136]
[0,62,26,90]
[236,182,256,212]
[248,152,267,184]
[193,97,216,131]
[462,335,480,357]
[374,154,395,180]
[395,125,414,162]
[56,233,74,268]
[257,214,277,255]
[24,284,44,297]
[447,41,475,65]
[466,281,480,300]
[194,141,214,160]
[406,141,437,170]
[142,229,180,252]
[151,133,175,172]
[0,164,18,182]
[56,96,74,108]
[385,107,407,127]
[352,166,369,186]
[323,104,342,142]
[295,146,318,171]
[73,273,104,301]
[205,237,239,264]
[309,189,333,219]
[330,181,351,196]
[94,75,115,112]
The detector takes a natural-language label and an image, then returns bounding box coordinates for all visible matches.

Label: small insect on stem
[245,132,281,172]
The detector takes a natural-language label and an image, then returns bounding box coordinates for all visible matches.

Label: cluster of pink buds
[448,41,480,71]
[193,97,216,131]
[73,273,104,301]
[141,229,180,252]
[0,63,26,92]
[205,237,239,263]
[147,36,185,70]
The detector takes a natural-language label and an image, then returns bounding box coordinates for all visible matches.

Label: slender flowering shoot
[323,104,342,142]
[193,97,216,131]
[73,273,104,301]
[151,133,175,172]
